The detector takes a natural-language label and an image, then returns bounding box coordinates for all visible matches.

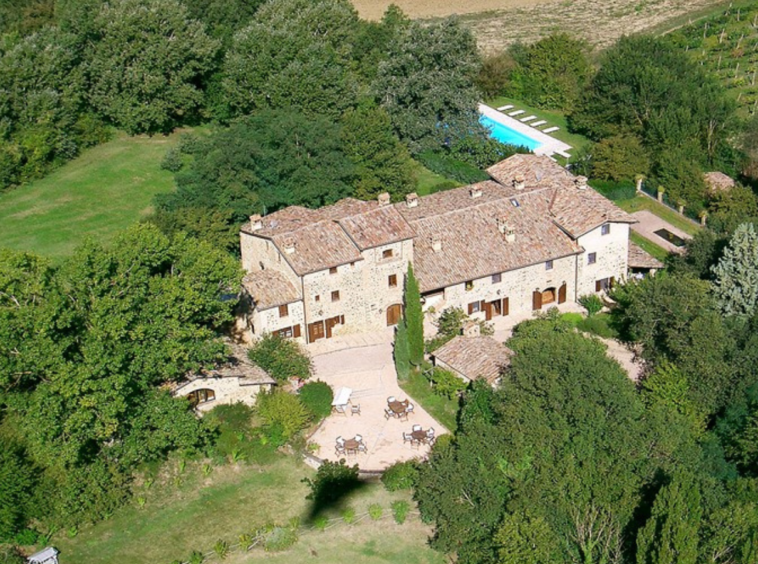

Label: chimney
[512,174,526,190]
[282,238,296,255]
[378,192,391,206]
[405,192,419,208]
[462,320,480,337]
[575,176,588,190]
[469,186,482,199]
[249,214,262,231]
[430,235,442,253]
[497,216,515,242]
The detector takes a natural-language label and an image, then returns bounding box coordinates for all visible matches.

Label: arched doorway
[386,303,403,326]
[187,388,216,407]
[541,287,556,305]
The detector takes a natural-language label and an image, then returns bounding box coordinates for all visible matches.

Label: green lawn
[0,131,182,259]
[399,370,458,432]
[630,231,670,263]
[485,96,593,154]
[616,195,701,236]
[55,455,442,564]
[413,160,460,197]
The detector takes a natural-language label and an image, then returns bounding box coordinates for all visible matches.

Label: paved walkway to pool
[630,210,691,254]
[479,103,572,158]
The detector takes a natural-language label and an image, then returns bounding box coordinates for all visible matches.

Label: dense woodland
[2,0,758,562]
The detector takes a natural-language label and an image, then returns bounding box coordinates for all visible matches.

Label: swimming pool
[479,114,543,151]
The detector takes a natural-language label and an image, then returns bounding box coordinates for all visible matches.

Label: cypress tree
[393,317,410,380]
[404,263,424,366]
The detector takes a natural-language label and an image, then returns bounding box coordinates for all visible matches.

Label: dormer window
[546,260,554,271]
[601,224,611,236]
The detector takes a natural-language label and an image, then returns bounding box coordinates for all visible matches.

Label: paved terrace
[479,103,573,158]
[630,210,692,254]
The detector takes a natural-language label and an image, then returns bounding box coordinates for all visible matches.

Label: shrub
[255,391,310,445]
[213,539,229,559]
[303,460,360,507]
[248,334,313,382]
[0,546,26,564]
[427,367,466,399]
[299,381,333,420]
[313,515,329,531]
[391,500,410,524]
[205,403,277,464]
[590,179,637,201]
[342,507,356,524]
[188,550,205,564]
[381,461,419,491]
[368,503,383,520]
[261,524,298,552]
[578,294,603,316]
[161,147,183,172]
[417,150,490,184]
[576,314,618,339]
[426,307,494,352]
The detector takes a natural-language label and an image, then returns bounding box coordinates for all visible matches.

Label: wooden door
[484,301,493,321]
[325,316,342,338]
[308,321,325,342]
[532,290,542,310]
[502,297,509,316]
[386,304,402,326]
[558,283,567,304]
[542,287,556,305]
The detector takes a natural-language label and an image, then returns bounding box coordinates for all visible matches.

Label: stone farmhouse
[239,154,640,344]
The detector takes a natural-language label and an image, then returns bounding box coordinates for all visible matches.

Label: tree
[495,510,562,564]
[426,306,493,352]
[393,317,410,380]
[373,17,484,152]
[181,0,264,40]
[221,0,359,119]
[712,223,758,318]
[653,148,708,212]
[636,473,702,564]
[87,0,220,133]
[248,333,313,383]
[641,360,707,436]
[0,445,38,539]
[255,390,310,442]
[404,263,423,366]
[340,106,416,202]
[591,135,650,181]
[475,52,517,99]
[509,33,591,111]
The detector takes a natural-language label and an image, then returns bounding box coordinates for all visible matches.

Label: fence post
[657,187,665,202]
[635,175,644,194]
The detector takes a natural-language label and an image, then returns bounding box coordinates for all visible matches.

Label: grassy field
[413,161,460,197]
[55,455,442,564]
[0,131,181,259]
[399,370,459,432]
[617,195,701,236]
[485,96,592,154]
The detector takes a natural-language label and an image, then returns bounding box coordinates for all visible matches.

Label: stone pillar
[635,177,643,193]
[678,204,684,215]
[657,190,664,202]
[700,214,708,226]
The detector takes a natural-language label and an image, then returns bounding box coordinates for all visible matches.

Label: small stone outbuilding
[704,171,736,195]
[431,324,513,386]
[172,343,275,412]
[627,242,664,278]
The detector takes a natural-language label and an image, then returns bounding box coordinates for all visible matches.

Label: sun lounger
[497,105,514,111]
[520,115,537,122]
[531,120,547,127]
[508,110,525,116]
[543,126,560,133]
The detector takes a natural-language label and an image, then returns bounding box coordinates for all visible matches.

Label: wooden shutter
[293,324,301,338]
[532,290,542,310]
[484,302,492,321]
[558,283,567,304]
[610,277,616,288]
[468,302,475,315]
[595,280,602,292]
[503,297,509,316]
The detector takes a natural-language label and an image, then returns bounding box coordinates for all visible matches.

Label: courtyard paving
[630,210,692,254]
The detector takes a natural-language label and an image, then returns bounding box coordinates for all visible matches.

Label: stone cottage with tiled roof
[240,154,638,343]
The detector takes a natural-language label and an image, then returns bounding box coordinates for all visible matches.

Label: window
[468,301,481,314]
[329,266,338,275]
[595,277,615,292]
[278,304,289,318]
[388,274,398,288]
[492,273,502,284]
[545,260,554,270]
[601,224,611,236]
[277,326,294,338]
[187,388,215,407]
[314,295,320,302]
[382,249,393,259]
[588,252,597,265]
[465,280,474,291]
[331,290,340,302]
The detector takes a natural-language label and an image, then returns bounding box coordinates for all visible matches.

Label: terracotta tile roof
[173,342,276,393]
[548,183,636,238]
[432,335,513,384]
[396,183,582,292]
[337,205,415,250]
[628,242,664,269]
[486,153,572,187]
[704,171,735,194]
[271,222,363,275]
[242,269,301,309]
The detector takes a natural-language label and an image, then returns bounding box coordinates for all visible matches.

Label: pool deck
[479,104,572,158]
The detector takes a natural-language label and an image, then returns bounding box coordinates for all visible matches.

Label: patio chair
[406,403,414,414]
[354,434,363,442]
[384,408,393,420]
[403,432,413,444]
[333,404,347,416]
[335,443,346,456]
[336,436,345,446]
[351,404,361,416]
[412,424,422,432]
[387,396,396,403]
[358,443,367,453]
[426,427,435,438]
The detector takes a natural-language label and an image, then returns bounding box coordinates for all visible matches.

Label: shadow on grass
[302,460,371,523]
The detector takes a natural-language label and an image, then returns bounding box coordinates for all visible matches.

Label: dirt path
[351,0,727,52]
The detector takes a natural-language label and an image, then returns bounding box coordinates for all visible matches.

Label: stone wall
[576,223,630,296]
[240,231,301,290]
[173,377,273,413]
[251,300,306,340]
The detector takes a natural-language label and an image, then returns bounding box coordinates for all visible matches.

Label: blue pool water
[479,114,543,151]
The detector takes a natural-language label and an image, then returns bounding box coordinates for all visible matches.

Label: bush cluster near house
[425,306,494,352]
[248,333,313,383]
[298,381,334,420]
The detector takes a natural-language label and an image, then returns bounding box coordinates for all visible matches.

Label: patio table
[343,438,361,454]
[388,400,408,415]
[411,430,428,444]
